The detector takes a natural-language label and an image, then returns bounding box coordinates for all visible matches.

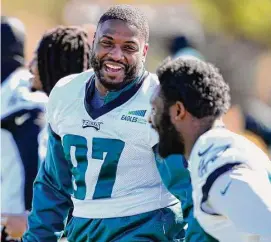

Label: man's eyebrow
[101,35,113,40]
[124,40,138,45]
[100,35,139,45]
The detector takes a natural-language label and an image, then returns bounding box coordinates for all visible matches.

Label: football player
[29,25,92,162]
[1,16,46,241]
[149,57,271,242]
[23,5,186,242]
[2,26,93,240]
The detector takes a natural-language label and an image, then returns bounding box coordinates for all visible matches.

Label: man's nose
[108,46,124,61]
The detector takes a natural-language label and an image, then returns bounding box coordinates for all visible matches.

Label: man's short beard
[157,111,185,158]
[90,53,142,90]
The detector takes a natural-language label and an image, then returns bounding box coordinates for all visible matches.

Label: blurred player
[169,35,204,61]
[149,58,271,242]
[23,5,186,242]
[29,26,91,97]
[29,26,92,161]
[2,26,92,239]
[1,16,46,241]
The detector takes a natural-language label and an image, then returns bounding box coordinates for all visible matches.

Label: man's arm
[22,125,73,242]
[209,165,271,237]
[153,149,217,242]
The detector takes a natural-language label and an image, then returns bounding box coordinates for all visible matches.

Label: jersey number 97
[63,134,125,200]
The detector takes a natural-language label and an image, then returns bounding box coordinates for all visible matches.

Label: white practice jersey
[47,70,178,218]
[1,68,47,214]
[1,68,47,119]
[189,126,271,242]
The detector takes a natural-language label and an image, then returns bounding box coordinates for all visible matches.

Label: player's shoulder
[144,72,159,87]
[6,68,32,88]
[140,72,159,96]
[1,68,47,119]
[51,69,93,94]
[198,127,267,158]
[2,68,32,96]
[49,69,94,103]
[190,126,270,179]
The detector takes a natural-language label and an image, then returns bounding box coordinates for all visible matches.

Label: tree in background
[192,0,271,47]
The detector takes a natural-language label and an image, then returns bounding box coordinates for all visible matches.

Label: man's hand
[1,213,28,238]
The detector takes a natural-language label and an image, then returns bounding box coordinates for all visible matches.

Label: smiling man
[22,5,187,242]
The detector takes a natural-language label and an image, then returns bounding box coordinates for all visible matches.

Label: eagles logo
[82,120,103,131]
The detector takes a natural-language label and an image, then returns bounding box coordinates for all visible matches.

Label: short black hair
[157,58,231,119]
[37,26,91,95]
[98,4,149,42]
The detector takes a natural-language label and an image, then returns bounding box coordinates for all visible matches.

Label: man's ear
[142,43,149,62]
[171,101,186,124]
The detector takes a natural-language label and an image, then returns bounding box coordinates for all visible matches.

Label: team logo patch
[121,110,147,124]
[82,120,103,130]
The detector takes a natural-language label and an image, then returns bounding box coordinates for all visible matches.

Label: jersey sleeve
[209,166,271,237]
[153,150,218,242]
[23,76,75,241]
[22,125,73,242]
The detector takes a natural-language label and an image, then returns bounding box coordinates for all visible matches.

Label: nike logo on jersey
[14,113,31,126]
[198,144,231,177]
[198,144,214,156]
[220,180,232,195]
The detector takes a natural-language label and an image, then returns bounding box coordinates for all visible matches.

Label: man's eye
[101,41,112,46]
[123,46,136,51]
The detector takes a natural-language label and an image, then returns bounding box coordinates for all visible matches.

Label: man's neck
[95,79,108,97]
[94,69,145,97]
[184,117,221,160]
[94,76,140,105]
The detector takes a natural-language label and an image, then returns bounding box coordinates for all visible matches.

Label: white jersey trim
[72,190,178,218]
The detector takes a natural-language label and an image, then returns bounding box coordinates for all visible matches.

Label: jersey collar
[84,71,149,120]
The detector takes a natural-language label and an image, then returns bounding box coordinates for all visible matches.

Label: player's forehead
[96,19,142,44]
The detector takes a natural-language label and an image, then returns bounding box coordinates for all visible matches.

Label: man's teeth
[106,64,122,70]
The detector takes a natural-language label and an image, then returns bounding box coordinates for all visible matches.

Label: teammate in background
[23,5,190,241]
[149,58,271,242]
[3,26,92,240]
[169,35,204,61]
[1,16,46,241]
[29,26,92,162]
[30,26,91,97]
